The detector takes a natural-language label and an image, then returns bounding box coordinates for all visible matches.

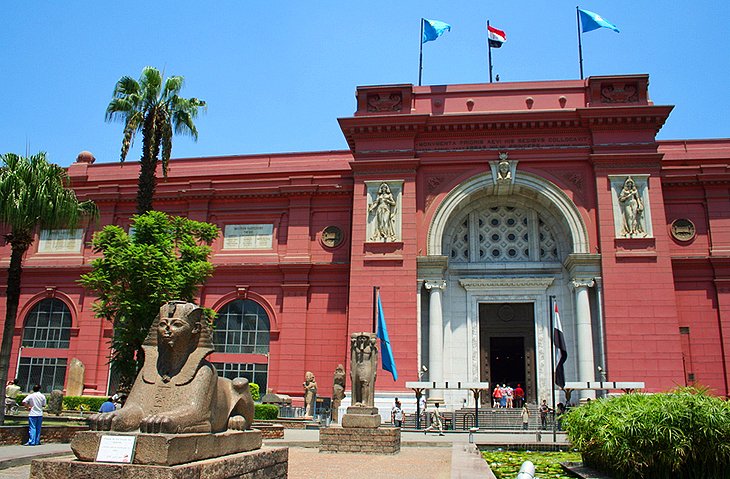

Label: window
[17,357,67,393]
[212,362,268,392]
[37,228,84,253]
[22,298,72,348]
[214,300,270,354]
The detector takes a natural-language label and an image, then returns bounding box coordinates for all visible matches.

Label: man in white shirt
[22,384,46,446]
[391,398,404,427]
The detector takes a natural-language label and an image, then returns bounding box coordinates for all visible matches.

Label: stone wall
[319,426,400,454]
[0,426,88,445]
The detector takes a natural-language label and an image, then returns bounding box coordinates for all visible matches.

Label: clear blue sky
[2,1,728,168]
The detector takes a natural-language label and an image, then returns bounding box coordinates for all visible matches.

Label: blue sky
[2,1,728,168]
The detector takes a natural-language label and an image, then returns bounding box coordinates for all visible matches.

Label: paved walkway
[0,428,568,478]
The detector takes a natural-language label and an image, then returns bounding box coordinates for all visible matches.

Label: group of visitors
[390,396,445,435]
[98,391,127,412]
[491,383,525,408]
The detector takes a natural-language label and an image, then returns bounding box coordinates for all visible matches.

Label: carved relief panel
[365,180,403,242]
[609,175,652,238]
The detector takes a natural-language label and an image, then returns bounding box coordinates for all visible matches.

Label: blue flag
[422,18,452,44]
[578,9,620,33]
[376,292,398,381]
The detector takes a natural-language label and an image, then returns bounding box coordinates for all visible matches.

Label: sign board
[223,224,273,250]
[38,228,84,253]
[95,435,136,463]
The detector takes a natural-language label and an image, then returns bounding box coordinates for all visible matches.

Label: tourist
[22,384,46,446]
[556,402,566,431]
[492,386,502,408]
[424,402,444,436]
[521,404,530,430]
[506,385,514,408]
[5,379,20,414]
[99,397,116,413]
[514,383,524,408]
[500,384,508,408]
[539,399,550,430]
[391,398,404,427]
[419,394,427,426]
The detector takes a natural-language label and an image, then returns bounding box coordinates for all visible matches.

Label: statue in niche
[331,364,346,422]
[497,152,511,181]
[350,333,377,407]
[303,371,317,417]
[368,182,397,242]
[88,301,254,434]
[618,176,646,237]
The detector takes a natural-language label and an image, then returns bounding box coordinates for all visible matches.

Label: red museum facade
[2,74,729,407]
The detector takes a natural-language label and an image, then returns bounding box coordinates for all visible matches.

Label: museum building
[2,74,729,408]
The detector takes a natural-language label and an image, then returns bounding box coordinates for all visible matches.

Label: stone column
[424,280,446,384]
[572,278,596,398]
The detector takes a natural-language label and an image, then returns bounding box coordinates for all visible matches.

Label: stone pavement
[0,428,568,478]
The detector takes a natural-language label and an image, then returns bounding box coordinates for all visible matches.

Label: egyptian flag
[487,24,506,48]
[553,302,568,388]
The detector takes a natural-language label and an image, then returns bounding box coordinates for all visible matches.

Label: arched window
[22,298,72,348]
[214,299,270,354]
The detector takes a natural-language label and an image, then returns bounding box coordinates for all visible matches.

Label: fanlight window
[214,299,270,354]
[22,298,72,348]
[448,205,559,262]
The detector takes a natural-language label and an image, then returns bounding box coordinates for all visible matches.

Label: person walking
[22,384,46,446]
[521,404,530,430]
[539,399,550,430]
[391,398,404,427]
[424,402,444,436]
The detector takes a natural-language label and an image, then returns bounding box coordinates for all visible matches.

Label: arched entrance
[419,171,598,405]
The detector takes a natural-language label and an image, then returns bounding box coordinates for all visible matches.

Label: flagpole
[487,20,493,83]
[373,286,379,332]
[418,19,424,86]
[576,6,584,79]
[549,295,557,442]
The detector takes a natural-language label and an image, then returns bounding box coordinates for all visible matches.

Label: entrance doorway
[489,337,525,388]
[479,303,536,404]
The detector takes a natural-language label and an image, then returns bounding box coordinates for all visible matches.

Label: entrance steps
[403,405,555,431]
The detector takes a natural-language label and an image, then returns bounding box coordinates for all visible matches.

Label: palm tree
[0,152,98,423]
[106,66,206,214]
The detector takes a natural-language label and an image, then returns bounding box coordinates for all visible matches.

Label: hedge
[563,387,730,479]
[254,404,279,420]
[63,396,108,412]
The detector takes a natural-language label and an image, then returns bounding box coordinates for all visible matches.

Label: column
[424,280,446,384]
[572,278,596,398]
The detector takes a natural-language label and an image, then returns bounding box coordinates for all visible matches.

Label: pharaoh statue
[303,371,317,417]
[88,301,254,434]
[331,364,346,422]
[350,333,377,407]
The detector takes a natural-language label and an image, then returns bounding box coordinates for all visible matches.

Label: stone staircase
[403,405,556,431]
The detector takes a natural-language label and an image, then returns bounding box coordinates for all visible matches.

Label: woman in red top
[492,386,503,408]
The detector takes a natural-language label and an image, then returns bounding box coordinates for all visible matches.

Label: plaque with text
[223,224,274,250]
[38,229,84,253]
[95,435,136,463]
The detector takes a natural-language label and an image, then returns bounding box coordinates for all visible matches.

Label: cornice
[459,277,554,291]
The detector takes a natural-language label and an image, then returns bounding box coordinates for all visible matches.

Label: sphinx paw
[228,415,248,430]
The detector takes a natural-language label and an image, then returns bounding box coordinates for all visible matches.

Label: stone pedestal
[320,426,400,454]
[30,446,288,479]
[341,406,381,428]
[71,430,262,466]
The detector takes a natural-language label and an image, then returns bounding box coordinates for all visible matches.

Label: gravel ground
[0,447,452,479]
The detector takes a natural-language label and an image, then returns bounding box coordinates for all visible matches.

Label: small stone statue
[331,364,346,422]
[88,301,254,434]
[303,371,318,417]
[48,390,64,415]
[350,333,377,407]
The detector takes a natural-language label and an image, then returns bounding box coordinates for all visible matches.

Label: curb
[0,450,73,470]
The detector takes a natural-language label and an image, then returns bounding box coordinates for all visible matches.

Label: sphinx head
[145,301,213,353]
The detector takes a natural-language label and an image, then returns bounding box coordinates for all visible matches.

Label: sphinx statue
[88,301,254,434]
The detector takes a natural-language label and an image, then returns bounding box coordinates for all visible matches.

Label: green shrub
[563,387,730,478]
[249,383,260,401]
[63,396,108,412]
[254,404,278,420]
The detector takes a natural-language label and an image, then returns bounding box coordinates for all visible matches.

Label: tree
[106,66,206,214]
[0,152,97,423]
[79,211,219,388]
